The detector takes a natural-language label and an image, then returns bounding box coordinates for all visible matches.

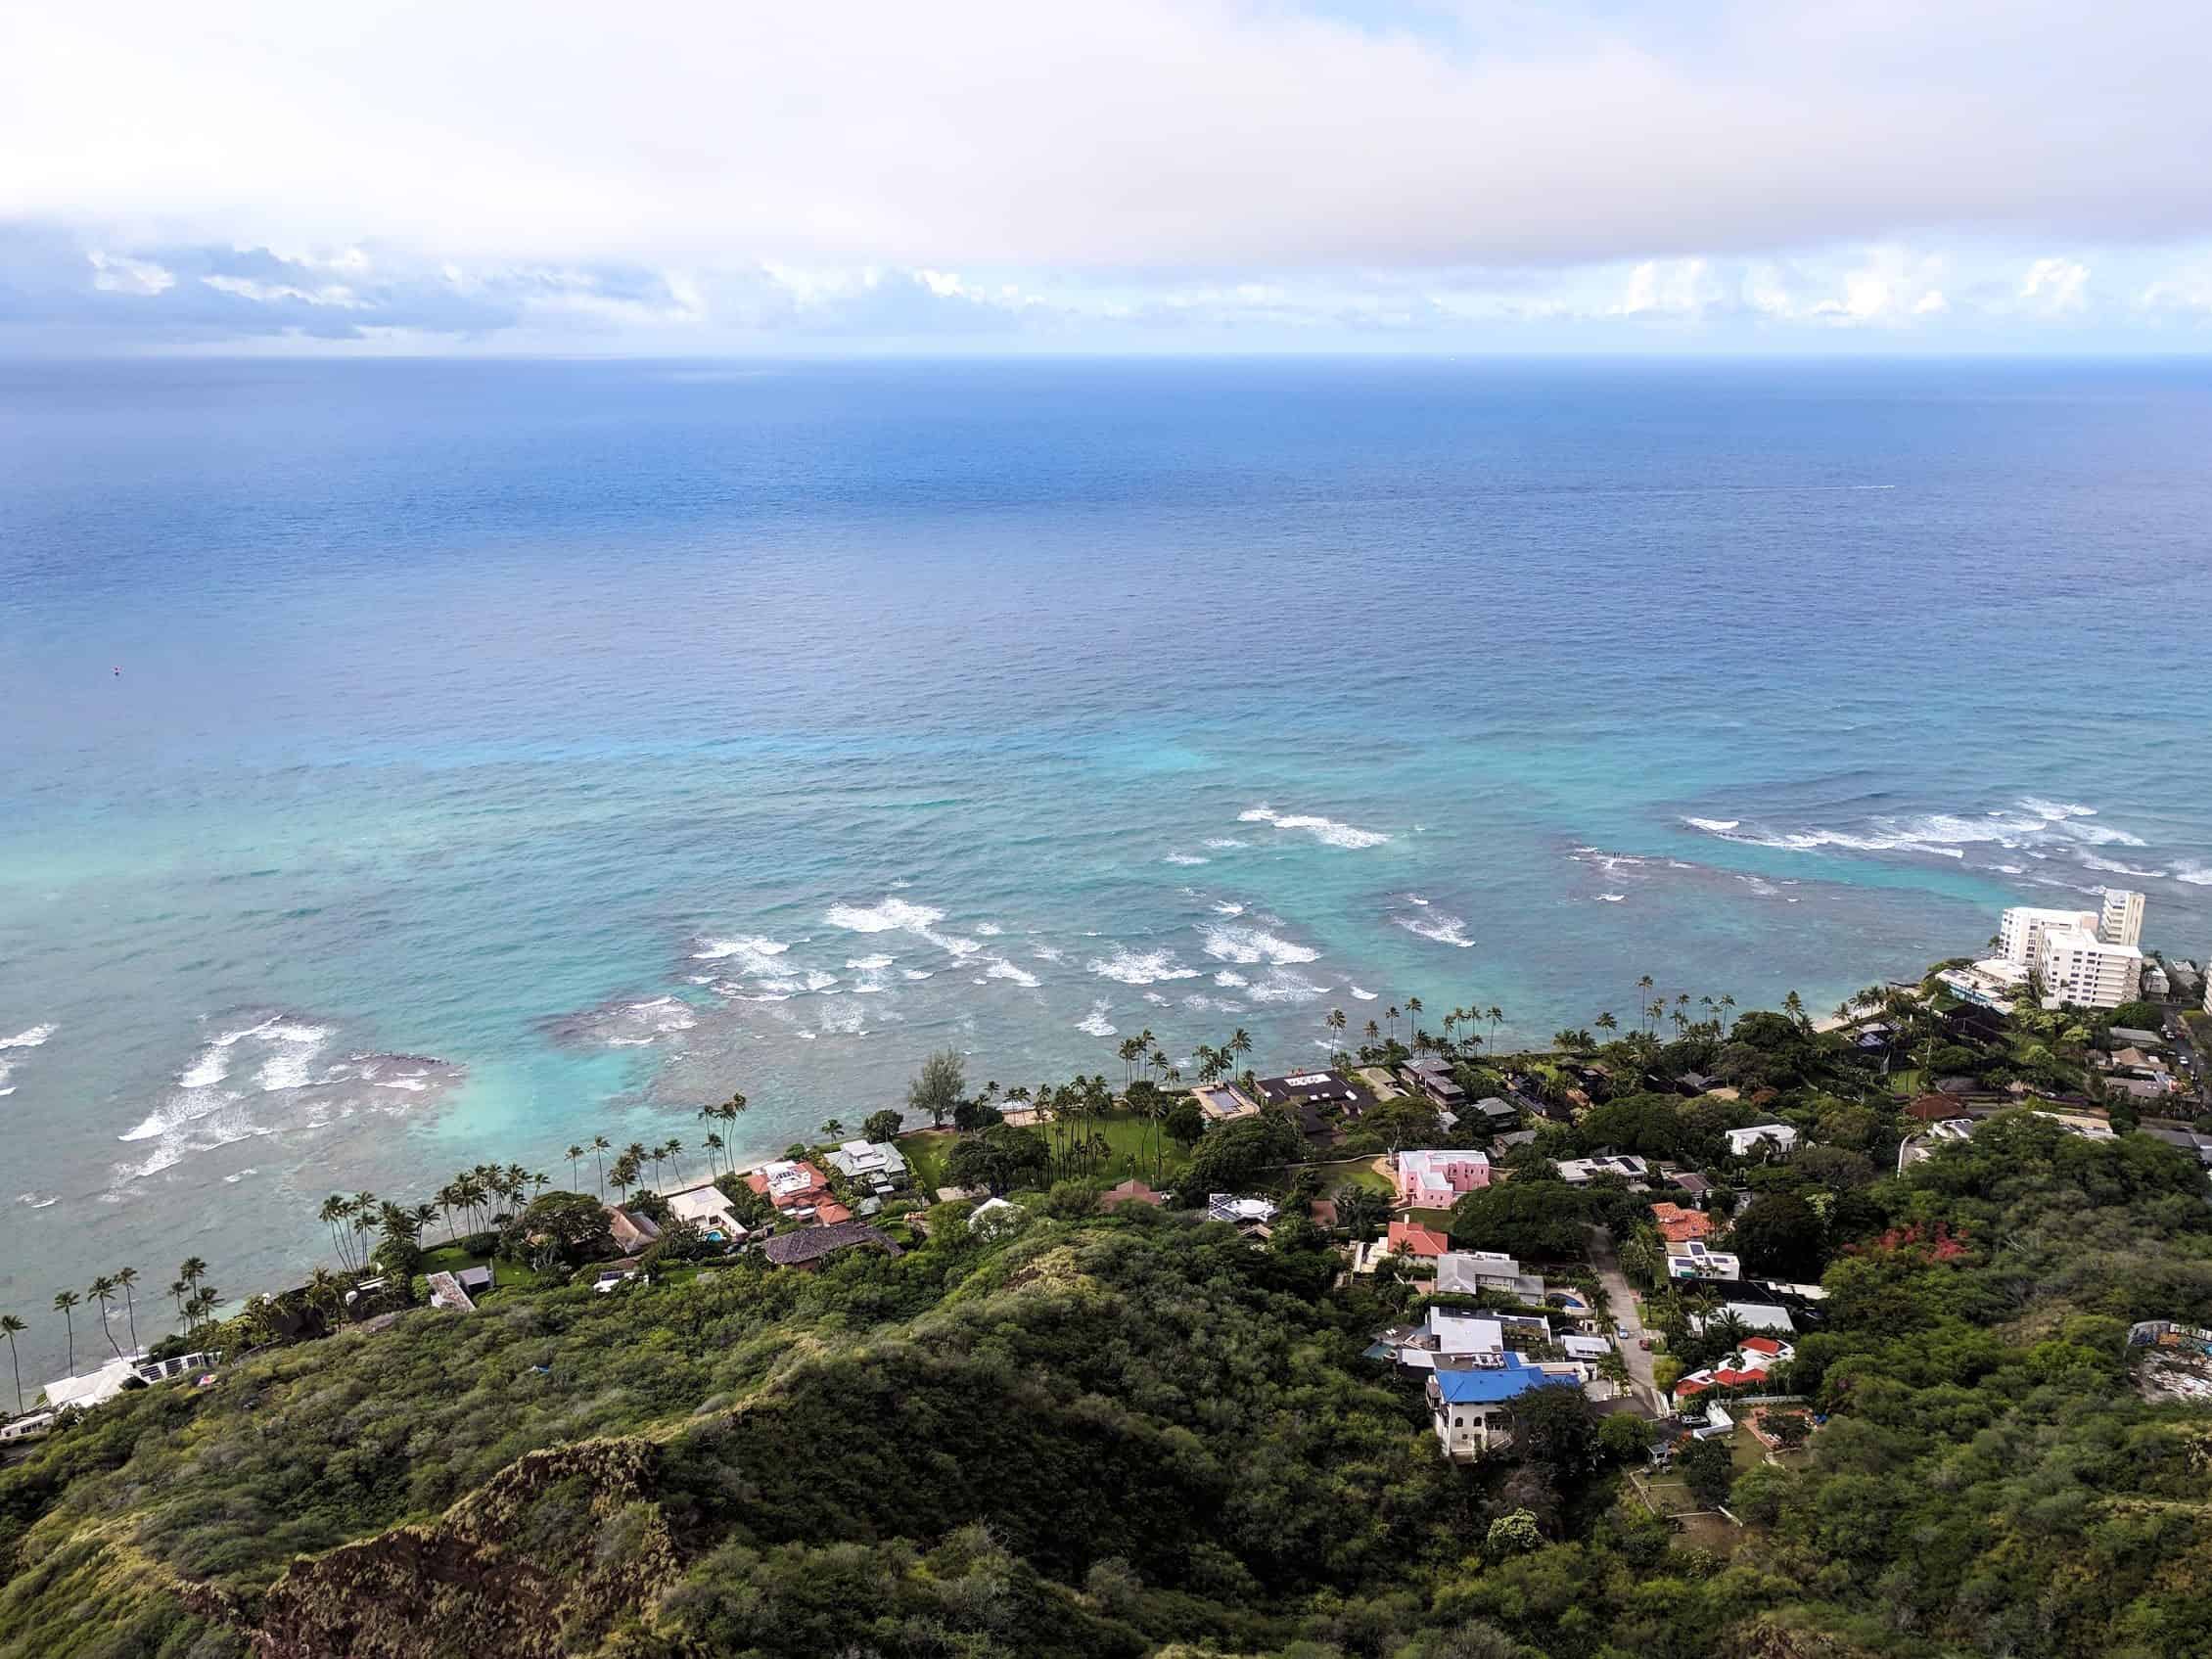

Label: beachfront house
[1398,1055,1468,1108]
[749,1159,852,1224]
[826,1138,910,1195]
[1394,1148,1492,1206]
[607,1206,662,1254]
[666,1182,749,1242]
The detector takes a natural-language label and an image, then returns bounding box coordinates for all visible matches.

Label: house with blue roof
[1425,1354,1581,1460]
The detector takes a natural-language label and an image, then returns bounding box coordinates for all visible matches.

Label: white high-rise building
[2099,889,2145,949]
[2037,929,2143,1010]
[1998,906,2098,967]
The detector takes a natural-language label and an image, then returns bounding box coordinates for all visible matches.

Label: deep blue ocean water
[3,355,2209,1376]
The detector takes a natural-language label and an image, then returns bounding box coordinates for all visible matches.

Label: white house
[1725,1124,1799,1159]
[1666,1239,1741,1280]
[666,1182,749,1239]
[1553,1154,1648,1184]
[1426,1358,1581,1459]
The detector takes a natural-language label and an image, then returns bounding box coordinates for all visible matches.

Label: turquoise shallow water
[2,356,2209,1377]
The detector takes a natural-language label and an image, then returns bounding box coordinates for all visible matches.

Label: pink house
[1394,1149,1493,1207]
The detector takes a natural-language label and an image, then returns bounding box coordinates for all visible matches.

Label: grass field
[897,1111,1187,1195]
[413,1245,552,1300]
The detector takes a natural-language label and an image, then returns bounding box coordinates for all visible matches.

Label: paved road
[1586,1224,1662,1416]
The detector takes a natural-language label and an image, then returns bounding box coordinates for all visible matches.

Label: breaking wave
[1238,804,1389,850]
[1075,1000,1118,1037]
[1395,911,1475,948]
[822,896,980,956]
[1199,922,1320,966]
[1089,947,1201,986]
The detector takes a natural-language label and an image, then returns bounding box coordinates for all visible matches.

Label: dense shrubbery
[8,988,2212,1659]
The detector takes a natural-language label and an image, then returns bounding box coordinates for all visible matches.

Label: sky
[5,0,2212,355]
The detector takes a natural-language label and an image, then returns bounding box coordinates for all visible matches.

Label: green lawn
[896,1111,1187,1195]
[412,1246,552,1301]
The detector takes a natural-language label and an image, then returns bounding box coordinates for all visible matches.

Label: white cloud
[2139,267,2212,316]
[203,273,364,306]
[2017,256,2091,315]
[7,1,2212,276]
[86,251,173,296]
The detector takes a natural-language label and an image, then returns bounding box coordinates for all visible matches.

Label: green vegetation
[7,972,2212,1659]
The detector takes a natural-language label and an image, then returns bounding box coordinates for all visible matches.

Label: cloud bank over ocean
[6,1,2212,352]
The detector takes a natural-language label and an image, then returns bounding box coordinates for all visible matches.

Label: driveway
[1586,1224,1662,1415]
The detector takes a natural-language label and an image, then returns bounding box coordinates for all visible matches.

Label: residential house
[1668,1335,1795,1410]
[1254,1070,1370,1110]
[1193,1083,1259,1122]
[1665,1239,1741,1280]
[666,1183,749,1241]
[1725,1124,1800,1159]
[2143,1128,2212,1168]
[1649,1202,1713,1244]
[761,1220,901,1270]
[748,1159,847,1223]
[1394,1148,1493,1206]
[1385,1219,1451,1259]
[1382,1306,1506,1370]
[1398,1055,1468,1108]
[825,1138,910,1195]
[1427,1359,1581,1460]
[607,1206,662,1254]
[1099,1177,1166,1212]
[1553,1153,1649,1184]
[1469,1096,1520,1129]
[1208,1193,1279,1228]
[1665,1170,1713,1203]
[1435,1250,1547,1303]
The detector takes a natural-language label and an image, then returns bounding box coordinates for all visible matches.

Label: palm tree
[566,1143,586,1191]
[1635,975,1655,1031]
[1,1313,24,1413]
[87,1275,124,1359]
[1406,996,1423,1040]
[1327,1008,1348,1047]
[704,1131,725,1175]
[660,1141,682,1183]
[52,1291,79,1373]
[1783,990,1807,1030]
[1229,1028,1254,1079]
[1595,1011,1619,1038]
[820,1118,846,1143]
[1385,1004,1401,1043]
[114,1267,141,1353]
[1487,1005,1504,1049]
[1363,1018,1380,1046]
[1718,993,1735,1031]
[591,1133,611,1198]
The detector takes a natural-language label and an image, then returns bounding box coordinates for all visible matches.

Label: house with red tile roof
[1649,1201,1713,1244]
[748,1159,837,1219]
[1668,1335,1794,1410]
[1386,1220,1451,1259]
[1099,1178,1165,1213]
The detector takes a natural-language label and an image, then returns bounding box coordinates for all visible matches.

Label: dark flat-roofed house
[1398,1054,1467,1108]
[761,1220,902,1271]
[1256,1069,1370,1109]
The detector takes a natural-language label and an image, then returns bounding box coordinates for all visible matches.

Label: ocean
[3,355,2209,1379]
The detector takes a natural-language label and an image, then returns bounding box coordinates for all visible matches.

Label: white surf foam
[1163,853,1209,866]
[1248,968,1331,1005]
[1213,969,1249,989]
[1238,805,1389,850]
[2174,862,2212,887]
[977,922,1004,936]
[1209,901,1245,917]
[2079,854,2168,879]
[15,1191,58,1209]
[1598,893,1627,902]
[1349,985,1378,1000]
[1202,837,1247,850]
[1395,911,1475,948]
[1089,947,1201,986]
[984,957,1041,989]
[0,1024,55,1050]
[1076,1000,1117,1037]
[1199,922,1320,966]
[822,897,980,956]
